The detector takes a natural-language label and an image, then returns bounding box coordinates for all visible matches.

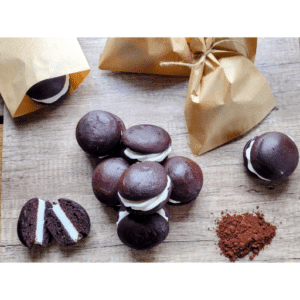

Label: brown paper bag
[99,38,275,156]
[0,38,90,118]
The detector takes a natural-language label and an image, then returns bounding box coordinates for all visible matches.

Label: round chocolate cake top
[250,132,299,180]
[121,124,171,154]
[76,110,122,156]
[27,75,67,100]
[119,161,168,201]
[164,156,203,203]
[92,157,130,206]
[117,207,169,250]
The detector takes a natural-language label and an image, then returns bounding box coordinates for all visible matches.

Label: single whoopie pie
[45,198,91,246]
[26,75,70,105]
[76,110,125,157]
[243,132,299,181]
[17,198,52,247]
[121,124,172,164]
[92,157,130,207]
[117,206,170,250]
[118,161,172,215]
[164,156,203,205]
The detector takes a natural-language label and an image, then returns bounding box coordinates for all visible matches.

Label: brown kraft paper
[0,38,90,118]
[99,38,275,156]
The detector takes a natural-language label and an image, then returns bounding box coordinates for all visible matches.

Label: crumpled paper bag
[99,38,275,155]
[0,38,90,118]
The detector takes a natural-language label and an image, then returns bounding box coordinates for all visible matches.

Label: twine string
[160,39,249,69]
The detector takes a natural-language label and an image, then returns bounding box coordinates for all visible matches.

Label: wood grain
[1,38,300,262]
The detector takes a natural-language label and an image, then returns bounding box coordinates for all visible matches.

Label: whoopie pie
[117,207,170,250]
[92,157,130,207]
[76,110,125,157]
[243,132,299,181]
[26,75,70,105]
[121,124,172,164]
[164,156,203,205]
[118,161,172,215]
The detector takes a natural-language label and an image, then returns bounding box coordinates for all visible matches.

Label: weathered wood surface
[0,38,300,262]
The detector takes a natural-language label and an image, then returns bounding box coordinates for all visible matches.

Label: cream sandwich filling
[32,74,70,104]
[168,199,182,204]
[116,208,168,226]
[52,202,80,242]
[245,140,270,181]
[35,199,46,245]
[118,176,171,211]
[124,146,171,162]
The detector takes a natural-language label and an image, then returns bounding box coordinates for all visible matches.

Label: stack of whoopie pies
[76,110,204,250]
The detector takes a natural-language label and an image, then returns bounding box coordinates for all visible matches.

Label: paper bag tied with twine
[0,38,90,118]
[99,38,275,156]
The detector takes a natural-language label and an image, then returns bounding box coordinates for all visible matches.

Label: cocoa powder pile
[216,212,276,262]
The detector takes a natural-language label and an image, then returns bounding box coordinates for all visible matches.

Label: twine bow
[160,39,249,69]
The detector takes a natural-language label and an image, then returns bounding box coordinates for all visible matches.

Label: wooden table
[0,38,300,262]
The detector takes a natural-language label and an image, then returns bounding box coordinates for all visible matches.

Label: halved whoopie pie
[17,198,52,247]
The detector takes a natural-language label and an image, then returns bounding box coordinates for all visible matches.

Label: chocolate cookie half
[26,75,70,105]
[17,198,51,247]
[118,161,172,215]
[76,110,125,157]
[121,124,172,164]
[164,156,203,205]
[92,157,130,207]
[117,207,170,250]
[45,198,91,246]
[243,132,299,181]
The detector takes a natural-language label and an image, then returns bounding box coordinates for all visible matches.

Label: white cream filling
[31,74,70,104]
[245,140,270,181]
[116,210,129,226]
[157,208,169,222]
[168,199,182,204]
[52,202,80,242]
[124,146,171,162]
[35,199,46,245]
[118,176,171,211]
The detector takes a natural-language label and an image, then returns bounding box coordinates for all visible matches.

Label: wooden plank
[1,38,300,262]
[255,37,300,66]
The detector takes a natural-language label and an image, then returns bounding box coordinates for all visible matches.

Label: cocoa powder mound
[216,212,276,262]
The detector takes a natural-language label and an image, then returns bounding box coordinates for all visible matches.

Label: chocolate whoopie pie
[117,207,170,250]
[92,157,130,207]
[118,161,172,215]
[164,156,203,205]
[26,75,70,105]
[76,110,125,157]
[243,132,299,181]
[17,198,52,247]
[121,124,172,164]
[45,198,90,246]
